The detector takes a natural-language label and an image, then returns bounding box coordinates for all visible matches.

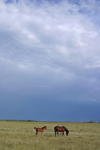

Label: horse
[34,126,47,136]
[54,126,69,136]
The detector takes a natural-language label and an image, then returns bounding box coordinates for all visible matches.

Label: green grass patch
[0,121,100,150]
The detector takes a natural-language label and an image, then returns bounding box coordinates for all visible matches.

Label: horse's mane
[62,126,68,131]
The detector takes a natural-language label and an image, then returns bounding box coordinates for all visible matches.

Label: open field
[0,121,100,150]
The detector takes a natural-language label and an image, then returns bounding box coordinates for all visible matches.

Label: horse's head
[62,126,69,136]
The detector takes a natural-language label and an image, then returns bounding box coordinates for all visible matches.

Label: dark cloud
[0,0,100,121]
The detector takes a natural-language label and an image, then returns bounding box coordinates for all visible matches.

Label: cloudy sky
[0,0,100,122]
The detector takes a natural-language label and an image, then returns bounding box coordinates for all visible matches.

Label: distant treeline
[0,120,37,122]
[0,120,100,123]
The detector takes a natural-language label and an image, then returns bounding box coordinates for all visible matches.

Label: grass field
[0,121,100,150]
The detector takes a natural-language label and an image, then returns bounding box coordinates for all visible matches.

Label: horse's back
[54,126,66,132]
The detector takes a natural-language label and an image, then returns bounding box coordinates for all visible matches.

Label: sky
[0,0,100,122]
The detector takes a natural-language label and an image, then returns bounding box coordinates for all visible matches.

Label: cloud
[0,0,100,121]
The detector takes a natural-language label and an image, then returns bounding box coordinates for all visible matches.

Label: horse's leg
[36,131,38,136]
[36,131,37,136]
[62,132,64,136]
[58,131,59,136]
[55,130,56,137]
[56,131,58,136]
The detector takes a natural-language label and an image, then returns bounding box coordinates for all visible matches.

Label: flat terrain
[0,121,100,150]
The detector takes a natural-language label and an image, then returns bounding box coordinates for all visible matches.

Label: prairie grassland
[0,121,100,150]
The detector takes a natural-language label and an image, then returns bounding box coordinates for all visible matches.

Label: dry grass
[0,121,100,150]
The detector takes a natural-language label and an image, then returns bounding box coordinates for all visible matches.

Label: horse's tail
[54,126,57,136]
[54,126,58,131]
[34,127,36,129]
[54,126,56,132]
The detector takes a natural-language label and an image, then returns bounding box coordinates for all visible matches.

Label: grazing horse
[54,126,69,136]
[34,126,47,136]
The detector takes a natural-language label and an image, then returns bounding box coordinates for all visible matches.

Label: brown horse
[54,126,69,136]
[34,126,47,136]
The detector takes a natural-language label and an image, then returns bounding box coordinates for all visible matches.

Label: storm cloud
[0,0,100,122]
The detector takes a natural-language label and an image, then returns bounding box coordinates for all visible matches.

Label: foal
[34,126,47,136]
